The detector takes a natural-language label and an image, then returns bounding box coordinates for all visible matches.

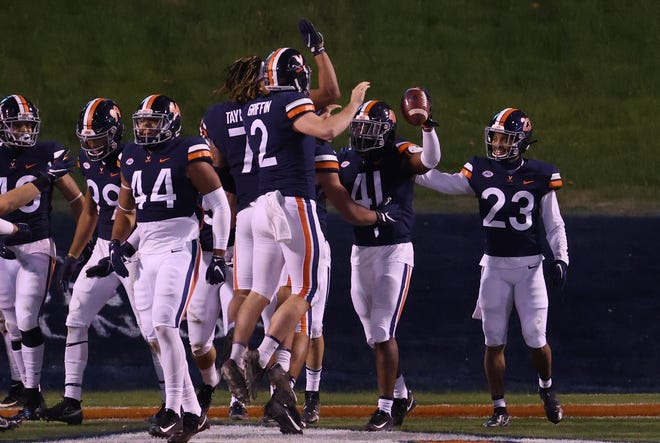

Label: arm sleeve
[541,191,569,265]
[420,128,441,169]
[202,187,231,251]
[415,169,473,195]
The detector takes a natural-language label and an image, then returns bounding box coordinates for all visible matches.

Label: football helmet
[349,100,397,152]
[262,47,311,93]
[0,94,41,148]
[132,94,182,146]
[76,98,123,161]
[484,108,533,160]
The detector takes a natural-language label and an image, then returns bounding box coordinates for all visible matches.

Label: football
[400,87,430,126]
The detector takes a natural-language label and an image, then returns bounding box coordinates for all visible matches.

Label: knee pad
[21,327,44,348]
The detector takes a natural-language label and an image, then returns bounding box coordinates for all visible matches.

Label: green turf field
[2,391,658,441]
[2,0,658,215]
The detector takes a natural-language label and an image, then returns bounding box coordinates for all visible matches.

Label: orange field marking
[76,403,660,420]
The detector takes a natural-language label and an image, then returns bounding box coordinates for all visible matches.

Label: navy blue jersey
[314,140,338,237]
[337,138,417,246]
[461,156,563,257]
[0,142,63,244]
[201,101,259,211]
[77,148,122,241]
[242,91,316,199]
[120,137,212,223]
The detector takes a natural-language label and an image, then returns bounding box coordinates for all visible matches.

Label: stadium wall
[22,213,659,394]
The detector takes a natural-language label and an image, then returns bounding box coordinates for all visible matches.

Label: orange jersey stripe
[397,142,415,154]
[549,179,563,189]
[461,167,472,179]
[315,161,338,170]
[296,198,314,299]
[188,150,213,161]
[287,103,315,120]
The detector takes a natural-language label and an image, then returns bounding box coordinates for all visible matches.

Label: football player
[0,94,83,421]
[103,94,230,442]
[219,43,373,435]
[194,55,264,421]
[337,97,441,431]
[38,98,164,425]
[415,107,568,426]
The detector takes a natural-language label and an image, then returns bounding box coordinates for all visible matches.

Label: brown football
[400,87,430,126]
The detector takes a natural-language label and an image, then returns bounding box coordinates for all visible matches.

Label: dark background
[13,213,659,395]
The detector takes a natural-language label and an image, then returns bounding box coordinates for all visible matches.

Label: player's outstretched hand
[206,255,227,285]
[298,18,325,55]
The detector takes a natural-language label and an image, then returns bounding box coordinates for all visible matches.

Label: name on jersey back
[246,100,272,116]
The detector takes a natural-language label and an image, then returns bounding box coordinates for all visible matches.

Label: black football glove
[0,245,16,260]
[206,255,227,285]
[374,198,401,227]
[109,239,135,278]
[298,18,325,56]
[55,254,79,293]
[32,150,73,192]
[550,259,568,293]
[85,257,113,278]
[8,223,31,244]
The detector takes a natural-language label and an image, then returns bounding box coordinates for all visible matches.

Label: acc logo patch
[340,160,350,168]
[482,170,494,178]
[82,162,91,170]
[407,145,423,154]
[126,158,134,165]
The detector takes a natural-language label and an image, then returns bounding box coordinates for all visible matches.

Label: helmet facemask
[0,116,40,148]
[349,118,393,152]
[77,126,119,161]
[484,128,527,160]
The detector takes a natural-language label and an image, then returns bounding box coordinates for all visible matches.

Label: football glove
[374,198,401,227]
[550,259,568,293]
[86,257,113,278]
[0,246,16,260]
[417,87,439,129]
[55,254,79,293]
[7,223,31,244]
[32,150,73,192]
[206,255,227,285]
[298,18,325,55]
[109,239,135,278]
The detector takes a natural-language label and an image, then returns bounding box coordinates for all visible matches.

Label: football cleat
[229,399,248,421]
[0,381,24,408]
[263,396,303,435]
[364,408,394,431]
[37,396,83,425]
[166,412,209,443]
[0,415,20,431]
[196,384,215,417]
[267,363,296,405]
[147,408,181,438]
[145,402,166,424]
[10,387,44,422]
[244,350,266,402]
[483,406,510,427]
[539,387,563,424]
[301,390,320,425]
[220,359,249,404]
[391,390,417,426]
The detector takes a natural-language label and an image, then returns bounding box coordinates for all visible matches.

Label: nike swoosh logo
[160,423,177,433]
[25,163,38,169]
[523,180,534,185]
[371,421,388,429]
[528,264,539,269]
[110,172,119,177]
[160,158,170,163]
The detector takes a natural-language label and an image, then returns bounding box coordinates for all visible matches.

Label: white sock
[378,397,393,415]
[393,374,408,399]
[181,367,201,416]
[156,326,188,414]
[63,327,88,401]
[200,365,220,387]
[230,343,246,369]
[305,366,321,392]
[148,343,166,402]
[257,335,280,368]
[22,342,44,389]
[274,348,291,372]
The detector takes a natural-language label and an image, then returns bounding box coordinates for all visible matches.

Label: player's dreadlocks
[217,56,263,105]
